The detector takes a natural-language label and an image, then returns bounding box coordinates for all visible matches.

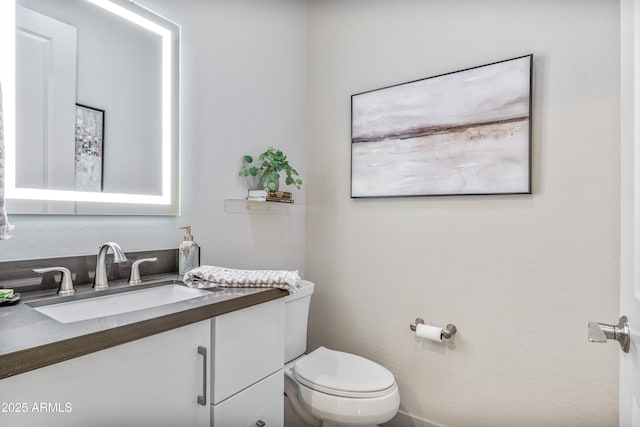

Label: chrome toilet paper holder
[409,317,457,340]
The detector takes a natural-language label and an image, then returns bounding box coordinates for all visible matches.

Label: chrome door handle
[588,316,630,353]
[256,421,266,427]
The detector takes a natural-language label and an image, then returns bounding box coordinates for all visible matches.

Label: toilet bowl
[284,281,400,427]
[285,347,400,427]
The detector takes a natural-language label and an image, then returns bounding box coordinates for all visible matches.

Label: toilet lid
[294,346,396,398]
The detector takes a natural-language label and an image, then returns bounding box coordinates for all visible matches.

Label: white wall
[305,1,620,426]
[0,0,307,272]
[144,0,307,272]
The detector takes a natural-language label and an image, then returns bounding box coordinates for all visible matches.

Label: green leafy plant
[239,147,303,191]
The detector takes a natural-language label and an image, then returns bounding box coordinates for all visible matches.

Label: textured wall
[305,1,620,426]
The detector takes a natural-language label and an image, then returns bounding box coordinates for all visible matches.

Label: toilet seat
[293,346,397,398]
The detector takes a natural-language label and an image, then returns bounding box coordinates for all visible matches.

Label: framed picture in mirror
[74,104,104,192]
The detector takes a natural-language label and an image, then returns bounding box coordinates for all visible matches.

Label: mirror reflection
[5,0,179,215]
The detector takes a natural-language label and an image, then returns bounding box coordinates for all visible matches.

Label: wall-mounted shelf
[224,199,305,215]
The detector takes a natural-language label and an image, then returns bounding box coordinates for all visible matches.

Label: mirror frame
[0,0,180,215]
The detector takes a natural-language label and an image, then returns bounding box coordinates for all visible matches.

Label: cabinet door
[0,320,211,427]
[212,370,283,427]
[212,298,284,404]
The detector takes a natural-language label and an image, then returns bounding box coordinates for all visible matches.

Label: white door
[619,1,640,426]
[13,5,77,214]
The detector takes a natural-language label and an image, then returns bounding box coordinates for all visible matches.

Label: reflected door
[16,6,77,194]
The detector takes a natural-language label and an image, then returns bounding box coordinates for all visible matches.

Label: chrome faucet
[94,242,128,291]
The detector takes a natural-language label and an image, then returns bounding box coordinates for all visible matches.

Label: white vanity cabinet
[0,320,211,427]
[0,296,287,427]
[211,298,285,426]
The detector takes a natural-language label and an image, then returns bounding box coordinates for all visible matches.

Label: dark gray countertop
[0,274,287,380]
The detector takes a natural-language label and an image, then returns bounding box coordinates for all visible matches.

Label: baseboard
[381,410,445,427]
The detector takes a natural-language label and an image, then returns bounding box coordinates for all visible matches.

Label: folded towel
[183,265,300,293]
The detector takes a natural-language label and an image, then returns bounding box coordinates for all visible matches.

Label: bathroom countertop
[0,274,287,380]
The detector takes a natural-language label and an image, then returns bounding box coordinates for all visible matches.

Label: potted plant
[239,147,303,191]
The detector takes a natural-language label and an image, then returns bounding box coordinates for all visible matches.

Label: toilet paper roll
[415,324,443,342]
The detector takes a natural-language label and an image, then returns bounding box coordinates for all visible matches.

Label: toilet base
[284,398,378,427]
[284,367,398,427]
[285,399,377,427]
[285,374,381,427]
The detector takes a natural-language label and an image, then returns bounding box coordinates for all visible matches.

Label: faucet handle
[129,257,158,285]
[33,267,75,297]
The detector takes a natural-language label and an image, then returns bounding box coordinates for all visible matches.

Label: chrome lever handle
[33,267,75,297]
[588,321,608,343]
[588,316,630,353]
[128,257,158,285]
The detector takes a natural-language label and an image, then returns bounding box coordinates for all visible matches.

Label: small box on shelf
[247,189,268,199]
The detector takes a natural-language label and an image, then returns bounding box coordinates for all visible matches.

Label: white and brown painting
[351,55,532,197]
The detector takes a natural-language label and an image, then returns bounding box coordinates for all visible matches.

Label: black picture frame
[351,54,533,198]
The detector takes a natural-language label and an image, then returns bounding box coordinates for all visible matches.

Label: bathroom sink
[29,285,211,323]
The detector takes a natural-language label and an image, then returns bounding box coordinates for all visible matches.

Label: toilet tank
[284,280,314,363]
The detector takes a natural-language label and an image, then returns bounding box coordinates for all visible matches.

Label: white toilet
[284,281,400,427]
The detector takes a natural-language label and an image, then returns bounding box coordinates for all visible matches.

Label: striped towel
[183,265,300,293]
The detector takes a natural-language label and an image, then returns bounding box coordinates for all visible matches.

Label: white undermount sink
[30,285,210,323]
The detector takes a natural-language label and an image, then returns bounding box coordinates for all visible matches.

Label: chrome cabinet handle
[588,316,630,353]
[256,421,266,427]
[197,346,207,405]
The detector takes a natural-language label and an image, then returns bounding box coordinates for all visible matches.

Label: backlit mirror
[0,0,179,215]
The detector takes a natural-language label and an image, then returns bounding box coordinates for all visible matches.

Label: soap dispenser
[179,226,200,275]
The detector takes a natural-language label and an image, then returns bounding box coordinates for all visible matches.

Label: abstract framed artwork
[74,104,104,192]
[351,54,532,198]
